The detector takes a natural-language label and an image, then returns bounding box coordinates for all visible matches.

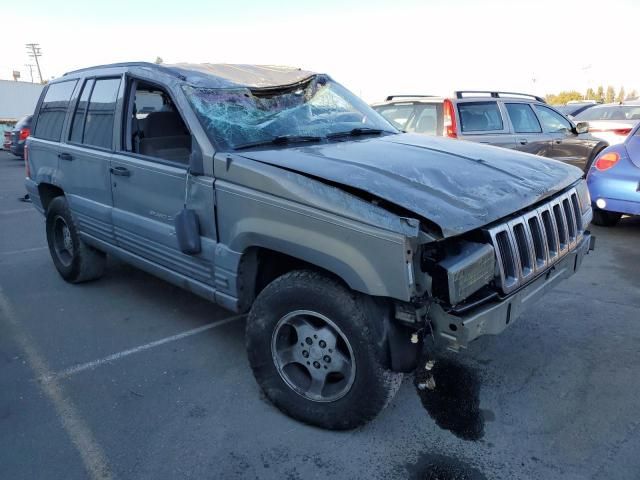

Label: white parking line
[0,287,113,480]
[0,246,48,256]
[46,314,245,382]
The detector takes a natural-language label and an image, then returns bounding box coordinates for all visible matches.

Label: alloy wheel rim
[271,309,356,403]
[53,216,74,267]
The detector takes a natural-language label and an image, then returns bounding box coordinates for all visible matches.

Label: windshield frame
[183,74,398,152]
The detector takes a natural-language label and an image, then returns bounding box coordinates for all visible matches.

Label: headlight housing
[430,242,495,305]
[575,179,591,213]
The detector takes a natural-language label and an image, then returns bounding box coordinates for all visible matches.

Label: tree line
[546,86,638,105]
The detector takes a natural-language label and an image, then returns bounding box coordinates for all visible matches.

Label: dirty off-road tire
[45,196,106,283]
[592,209,622,227]
[246,270,403,430]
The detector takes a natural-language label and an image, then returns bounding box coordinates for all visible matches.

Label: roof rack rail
[454,90,546,103]
[385,95,437,101]
[63,62,186,81]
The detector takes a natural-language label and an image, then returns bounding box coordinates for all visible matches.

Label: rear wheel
[246,270,402,430]
[592,209,622,227]
[46,196,106,283]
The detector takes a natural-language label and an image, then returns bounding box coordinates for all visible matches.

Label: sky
[2,0,638,102]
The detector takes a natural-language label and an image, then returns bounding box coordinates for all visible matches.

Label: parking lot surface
[1,150,639,479]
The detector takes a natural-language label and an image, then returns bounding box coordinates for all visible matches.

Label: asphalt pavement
[1,150,639,479]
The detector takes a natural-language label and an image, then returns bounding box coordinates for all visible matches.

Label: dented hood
[238,133,583,237]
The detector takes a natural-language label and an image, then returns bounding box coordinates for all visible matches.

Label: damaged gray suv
[25,63,594,429]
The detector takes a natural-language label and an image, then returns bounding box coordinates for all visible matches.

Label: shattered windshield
[183,75,397,150]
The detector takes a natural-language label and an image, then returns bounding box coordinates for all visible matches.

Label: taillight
[19,128,30,141]
[594,152,620,171]
[24,145,30,178]
[613,128,632,136]
[443,99,457,138]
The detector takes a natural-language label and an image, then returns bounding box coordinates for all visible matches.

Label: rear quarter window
[33,81,77,141]
[457,101,503,132]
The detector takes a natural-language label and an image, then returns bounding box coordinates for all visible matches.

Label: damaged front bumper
[429,231,594,350]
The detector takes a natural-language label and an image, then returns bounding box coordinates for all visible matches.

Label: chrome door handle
[518,139,528,145]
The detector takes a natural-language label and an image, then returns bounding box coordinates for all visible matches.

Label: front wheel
[592,209,622,227]
[246,270,402,430]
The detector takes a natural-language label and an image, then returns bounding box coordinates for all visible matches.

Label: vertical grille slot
[495,230,517,287]
[562,198,577,242]
[527,216,546,269]
[541,209,558,258]
[512,222,533,277]
[570,193,583,232]
[553,203,568,249]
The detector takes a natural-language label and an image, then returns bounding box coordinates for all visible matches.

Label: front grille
[487,187,585,294]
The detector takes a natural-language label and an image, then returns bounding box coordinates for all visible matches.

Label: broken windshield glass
[183,75,397,150]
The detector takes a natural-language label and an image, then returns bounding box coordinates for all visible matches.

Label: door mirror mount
[189,135,205,176]
[575,122,589,135]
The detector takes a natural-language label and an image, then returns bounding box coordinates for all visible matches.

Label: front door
[534,104,588,169]
[109,78,216,286]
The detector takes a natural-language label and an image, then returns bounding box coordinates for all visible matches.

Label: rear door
[109,77,216,286]
[455,100,516,149]
[59,76,123,245]
[534,104,589,169]
[504,102,552,156]
[29,80,78,195]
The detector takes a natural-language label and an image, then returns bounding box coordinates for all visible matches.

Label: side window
[534,105,572,133]
[375,104,415,130]
[126,80,192,164]
[69,79,94,143]
[68,78,121,149]
[457,102,503,132]
[407,104,440,135]
[33,81,77,141]
[505,103,542,133]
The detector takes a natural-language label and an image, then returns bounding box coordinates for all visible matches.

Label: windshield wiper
[326,128,390,139]
[235,135,322,150]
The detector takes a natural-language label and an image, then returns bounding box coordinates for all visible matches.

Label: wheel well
[236,247,345,312]
[38,184,64,211]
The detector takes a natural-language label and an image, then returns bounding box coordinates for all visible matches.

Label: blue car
[587,122,640,226]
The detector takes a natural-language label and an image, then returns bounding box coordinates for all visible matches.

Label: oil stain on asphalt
[408,453,487,480]
[414,356,485,441]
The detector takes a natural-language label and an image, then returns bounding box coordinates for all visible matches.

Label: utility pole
[25,43,43,83]
[24,64,35,83]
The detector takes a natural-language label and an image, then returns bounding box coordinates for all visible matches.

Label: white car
[574,101,640,145]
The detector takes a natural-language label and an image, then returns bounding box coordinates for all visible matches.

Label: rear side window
[375,104,415,129]
[33,81,77,141]
[505,103,542,133]
[457,102,503,132]
[407,104,442,135]
[69,78,121,149]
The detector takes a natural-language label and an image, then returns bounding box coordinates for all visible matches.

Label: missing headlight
[430,242,495,305]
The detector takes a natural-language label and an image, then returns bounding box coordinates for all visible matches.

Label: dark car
[7,115,32,158]
[372,91,608,171]
[556,102,598,118]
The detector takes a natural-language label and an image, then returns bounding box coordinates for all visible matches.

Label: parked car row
[373,90,639,227]
[372,91,607,171]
